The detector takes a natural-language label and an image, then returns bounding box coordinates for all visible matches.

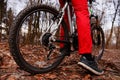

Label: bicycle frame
[54,1,74,35]
[56,1,95,35]
[8,0,105,74]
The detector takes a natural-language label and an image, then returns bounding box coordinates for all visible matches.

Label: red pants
[59,0,92,54]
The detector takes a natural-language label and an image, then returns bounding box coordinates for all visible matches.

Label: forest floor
[0,42,120,80]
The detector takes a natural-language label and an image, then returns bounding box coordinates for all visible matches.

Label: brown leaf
[7,75,17,80]
[45,74,57,79]
[0,74,10,80]
[69,74,80,79]
[82,74,91,80]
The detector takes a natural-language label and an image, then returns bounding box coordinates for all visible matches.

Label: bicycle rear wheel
[9,5,69,74]
[91,25,105,61]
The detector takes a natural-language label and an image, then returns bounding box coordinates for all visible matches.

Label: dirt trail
[0,42,120,80]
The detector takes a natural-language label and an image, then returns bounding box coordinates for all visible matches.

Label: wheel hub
[41,33,52,47]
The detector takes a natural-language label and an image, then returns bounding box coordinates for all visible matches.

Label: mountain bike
[9,0,105,74]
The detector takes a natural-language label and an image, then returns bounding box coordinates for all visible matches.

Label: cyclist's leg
[72,0,92,54]
[72,0,103,75]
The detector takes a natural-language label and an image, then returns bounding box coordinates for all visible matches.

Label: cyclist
[59,0,104,75]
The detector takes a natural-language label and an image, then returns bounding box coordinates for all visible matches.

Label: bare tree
[105,0,120,48]
[23,0,42,45]
[115,0,120,49]
[114,26,120,49]
[0,0,7,41]
[28,0,42,6]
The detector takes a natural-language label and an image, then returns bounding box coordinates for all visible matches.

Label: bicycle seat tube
[53,1,73,35]
[67,2,73,34]
[50,2,68,34]
[60,1,73,35]
[57,2,68,26]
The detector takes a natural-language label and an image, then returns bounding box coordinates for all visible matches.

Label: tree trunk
[116,26,120,49]
[105,2,120,48]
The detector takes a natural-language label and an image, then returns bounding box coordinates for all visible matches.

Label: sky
[7,0,119,30]
[7,0,59,15]
[7,0,28,15]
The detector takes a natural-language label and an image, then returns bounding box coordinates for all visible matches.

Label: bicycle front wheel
[9,5,69,74]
